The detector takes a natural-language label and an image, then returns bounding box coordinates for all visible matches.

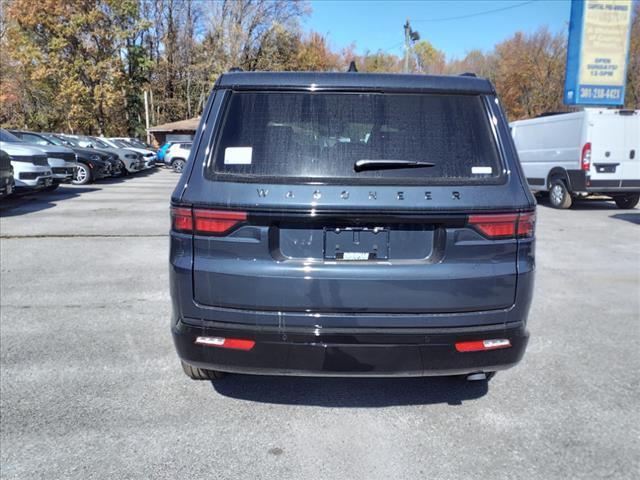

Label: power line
[413,0,536,23]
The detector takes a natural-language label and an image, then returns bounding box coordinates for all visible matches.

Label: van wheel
[613,194,639,209]
[180,361,225,381]
[172,158,185,173]
[549,180,572,209]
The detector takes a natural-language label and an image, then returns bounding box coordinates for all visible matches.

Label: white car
[2,129,76,189]
[164,142,192,172]
[103,138,157,169]
[510,108,640,209]
[0,142,53,192]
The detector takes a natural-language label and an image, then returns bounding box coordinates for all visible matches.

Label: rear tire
[181,361,225,381]
[614,194,639,209]
[72,163,92,185]
[548,180,572,209]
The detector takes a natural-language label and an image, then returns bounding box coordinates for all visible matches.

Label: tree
[492,27,568,120]
[413,40,446,74]
[1,0,145,135]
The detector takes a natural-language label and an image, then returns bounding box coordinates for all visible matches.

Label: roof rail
[459,72,477,77]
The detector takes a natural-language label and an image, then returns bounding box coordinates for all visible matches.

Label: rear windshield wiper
[354,159,435,172]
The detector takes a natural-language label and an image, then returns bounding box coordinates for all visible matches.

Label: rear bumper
[567,171,640,194]
[173,317,529,377]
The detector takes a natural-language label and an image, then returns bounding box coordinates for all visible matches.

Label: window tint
[210,92,503,184]
[0,129,22,142]
[21,133,52,146]
[90,137,110,148]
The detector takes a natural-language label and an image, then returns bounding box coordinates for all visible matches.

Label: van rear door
[622,112,640,182]
[186,91,531,314]
[589,110,639,184]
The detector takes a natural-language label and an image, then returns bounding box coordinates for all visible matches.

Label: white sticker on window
[224,147,252,165]
[472,166,492,174]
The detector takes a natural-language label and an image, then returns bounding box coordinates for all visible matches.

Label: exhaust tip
[466,372,487,381]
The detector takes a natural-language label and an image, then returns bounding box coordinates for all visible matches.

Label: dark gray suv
[170,72,536,382]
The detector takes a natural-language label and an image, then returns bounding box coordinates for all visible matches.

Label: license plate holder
[323,227,390,261]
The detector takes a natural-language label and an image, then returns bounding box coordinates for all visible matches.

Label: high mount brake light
[468,212,535,239]
[171,207,247,235]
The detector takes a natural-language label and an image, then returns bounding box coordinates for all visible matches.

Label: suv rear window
[209,92,503,184]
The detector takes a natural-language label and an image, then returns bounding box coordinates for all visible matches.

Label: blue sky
[303,0,572,60]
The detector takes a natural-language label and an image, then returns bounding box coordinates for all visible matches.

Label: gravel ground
[1,168,638,480]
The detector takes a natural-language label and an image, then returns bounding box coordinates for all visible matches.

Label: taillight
[193,209,247,235]
[195,336,255,350]
[170,206,247,235]
[468,212,535,239]
[455,339,511,352]
[171,207,193,233]
[581,142,591,171]
[517,212,535,237]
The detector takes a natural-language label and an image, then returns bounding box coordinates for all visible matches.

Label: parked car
[0,149,15,198]
[0,142,53,192]
[164,142,191,172]
[170,71,536,382]
[85,136,145,173]
[510,109,640,209]
[111,137,154,150]
[46,134,122,182]
[55,134,145,174]
[102,138,156,169]
[157,141,178,162]
[3,129,76,190]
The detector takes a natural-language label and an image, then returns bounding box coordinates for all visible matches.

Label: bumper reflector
[455,338,511,352]
[195,336,255,351]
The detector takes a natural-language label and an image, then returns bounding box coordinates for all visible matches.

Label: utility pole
[403,19,420,74]
[404,19,410,73]
[144,90,150,144]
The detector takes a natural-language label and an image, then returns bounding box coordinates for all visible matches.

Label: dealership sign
[564,0,633,106]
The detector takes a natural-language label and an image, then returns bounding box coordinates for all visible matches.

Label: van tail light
[171,206,247,235]
[468,212,535,239]
[581,142,591,171]
[455,339,511,352]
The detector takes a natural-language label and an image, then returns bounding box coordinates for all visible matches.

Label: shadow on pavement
[98,167,161,185]
[211,375,488,407]
[610,213,640,225]
[0,186,99,217]
[537,197,619,210]
[0,168,164,217]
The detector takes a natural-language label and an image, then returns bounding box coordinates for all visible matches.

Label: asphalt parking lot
[1,168,638,480]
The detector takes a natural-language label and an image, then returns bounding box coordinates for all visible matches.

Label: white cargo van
[510,109,639,209]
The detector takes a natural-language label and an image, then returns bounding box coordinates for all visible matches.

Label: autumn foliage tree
[0,0,638,134]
